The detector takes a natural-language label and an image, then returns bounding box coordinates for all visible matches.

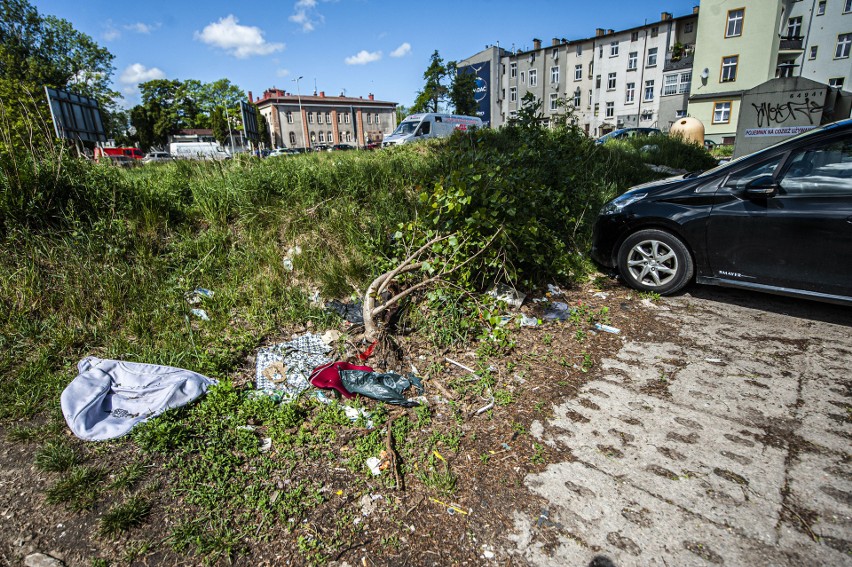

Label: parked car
[590,118,852,305]
[595,128,662,145]
[331,144,355,151]
[142,151,172,164]
[268,148,295,157]
[97,154,137,168]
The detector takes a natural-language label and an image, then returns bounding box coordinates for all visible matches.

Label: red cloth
[309,361,374,398]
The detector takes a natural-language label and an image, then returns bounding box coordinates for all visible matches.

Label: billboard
[458,63,491,127]
[240,101,259,142]
[44,86,106,143]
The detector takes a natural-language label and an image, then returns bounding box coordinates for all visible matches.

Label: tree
[0,0,118,148]
[411,50,448,113]
[211,106,228,147]
[395,104,410,125]
[449,63,478,117]
[254,103,271,148]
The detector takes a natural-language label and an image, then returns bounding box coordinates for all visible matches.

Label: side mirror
[743,175,778,198]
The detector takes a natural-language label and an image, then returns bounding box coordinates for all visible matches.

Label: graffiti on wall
[751,91,824,128]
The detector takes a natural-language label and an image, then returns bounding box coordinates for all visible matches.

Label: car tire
[617,229,694,295]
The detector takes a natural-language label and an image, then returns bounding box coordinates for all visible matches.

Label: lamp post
[292,75,307,149]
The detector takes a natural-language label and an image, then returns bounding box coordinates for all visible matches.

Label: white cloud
[345,50,382,65]
[194,15,284,58]
[289,0,324,32]
[125,22,160,34]
[119,63,166,85]
[103,20,120,41]
[276,68,291,78]
[390,42,411,58]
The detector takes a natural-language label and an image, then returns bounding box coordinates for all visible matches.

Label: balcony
[779,36,804,53]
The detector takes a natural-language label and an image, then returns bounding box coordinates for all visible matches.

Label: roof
[255,93,396,108]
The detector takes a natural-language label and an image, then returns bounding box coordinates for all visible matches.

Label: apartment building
[688,0,852,145]
[253,89,397,149]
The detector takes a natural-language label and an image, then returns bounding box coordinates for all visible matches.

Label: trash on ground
[259,437,273,452]
[487,283,526,308]
[547,284,566,296]
[429,497,468,515]
[519,314,541,328]
[343,405,374,429]
[61,357,217,441]
[535,509,563,529]
[366,457,383,476]
[592,291,609,299]
[185,287,214,304]
[445,357,477,375]
[325,299,365,324]
[433,450,445,462]
[360,493,383,516]
[543,302,573,321]
[481,545,496,560]
[282,258,294,271]
[357,340,377,361]
[592,323,621,334]
[705,357,724,364]
[501,443,512,450]
[255,333,332,400]
[190,308,209,321]
[320,329,342,345]
[310,361,424,406]
[475,398,495,415]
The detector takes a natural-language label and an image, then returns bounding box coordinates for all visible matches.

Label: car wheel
[617,229,694,295]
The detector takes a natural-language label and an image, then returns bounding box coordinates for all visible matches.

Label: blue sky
[34,0,701,109]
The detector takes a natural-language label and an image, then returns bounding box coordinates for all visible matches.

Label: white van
[169,142,231,161]
[382,113,482,147]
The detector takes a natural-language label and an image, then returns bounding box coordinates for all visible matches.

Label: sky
[33,0,702,110]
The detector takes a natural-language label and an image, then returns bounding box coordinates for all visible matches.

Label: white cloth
[61,357,217,441]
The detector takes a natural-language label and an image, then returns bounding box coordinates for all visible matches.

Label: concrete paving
[509,288,852,566]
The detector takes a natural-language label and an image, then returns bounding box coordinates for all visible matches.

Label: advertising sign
[44,86,106,143]
[458,64,491,126]
[240,101,259,142]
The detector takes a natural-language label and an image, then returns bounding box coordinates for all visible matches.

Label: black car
[591,118,852,305]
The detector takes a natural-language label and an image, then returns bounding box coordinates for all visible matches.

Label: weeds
[99,496,151,537]
[34,440,79,473]
[45,466,106,510]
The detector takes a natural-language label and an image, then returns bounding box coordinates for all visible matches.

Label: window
[327,131,332,142]
[846,0,852,13]
[605,101,614,118]
[588,90,593,106]
[594,103,599,116]
[676,109,687,118]
[318,131,324,142]
[338,113,342,123]
[573,89,581,106]
[724,155,784,189]
[607,72,616,90]
[588,61,594,77]
[510,62,517,78]
[817,1,826,15]
[810,45,819,59]
[631,31,639,41]
[345,113,350,124]
[610,41,619,56]
[529,69,538,86]
[721,55,739,82]
[376,114,380,124]
[726,8,744,37]
[551,66,560,83]
[286,111,294,123]
[308,112,314,124]
[644,80,655,101]
[679,71,692,93]
[685,22,694,33]
[575,64,583,81]
[367,114,372,124]
[510,87,517,102]
[829,77,845,88]
[552,48,559,59]
[289,132,296,145]
[318,112,323,124]
[520,71,526,84]
[599,45,603,58]
[310,131,316,143]
[647,47,658,67]
[779,139,852,195]
[625,82,635,103]
[326,112,331,123]
[550,93,559,111]
[836,33,851,58]
[712,101,731,124]
[576,44,582,56]
[628,51,638,70]
[595,75,601,89]
[663,74,679,95]
[786,17,802,39]
[651,26,659,38]
[346,132,352,142]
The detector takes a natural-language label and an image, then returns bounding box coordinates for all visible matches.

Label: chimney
[693,5,699,14]
[320,91,325,97]
[551,37,559,46]
[595,28,605,37]
[661,12,672,21]
[247,91,253,103]
[533,38,541,50]
[607,29,614,35]
[368,93,374,101]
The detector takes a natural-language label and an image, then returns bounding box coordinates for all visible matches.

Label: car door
[706,133,852,297]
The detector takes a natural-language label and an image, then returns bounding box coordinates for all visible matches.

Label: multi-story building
[688,0,852,145]
[253,89,397,149]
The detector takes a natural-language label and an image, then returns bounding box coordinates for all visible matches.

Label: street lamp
[292,75,307,149]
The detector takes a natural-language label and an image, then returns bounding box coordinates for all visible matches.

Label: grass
[45,465,106,510]
[99,495,151,537]
[34,439,79,472]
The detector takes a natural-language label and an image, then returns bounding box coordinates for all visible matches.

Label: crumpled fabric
[255,333,332,400]
[61,357,217,441]
[325,299,364,324]
[543,301,573,321]
[339,370,424,407]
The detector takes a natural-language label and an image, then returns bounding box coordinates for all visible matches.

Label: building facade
[253,89,397,149]
[688,0,852,145]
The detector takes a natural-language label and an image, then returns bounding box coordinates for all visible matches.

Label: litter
[519,315,540,328]
[282,258,294,271]
[592,323,621,334]
[366,457,382,476]
[310,362,425,407]
[501,443,511,450]
[429,497,468,515]
[343,405,374,429]
[357,340,377,361]
[190,308,209,321]
[487,283,526,308]
[325,299,364,324]
[360,493,383,516]
[445,357,477,375]
[547,284,566,296]
[185,287,214,305]
[260,438,273,452]
[705,357,723,364]
[255,333,332,400]
[592,292,609,299]
[543,302,573,321]
[61,357,217,441]
[320,329,342,345]
[433,450,445,462]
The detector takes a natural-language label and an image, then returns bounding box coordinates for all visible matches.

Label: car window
[778,137,852,196]
[723,154,786,189]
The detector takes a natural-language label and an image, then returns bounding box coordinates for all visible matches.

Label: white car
[142,151,172,164]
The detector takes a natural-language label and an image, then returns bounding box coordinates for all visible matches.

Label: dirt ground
[1,282,849,566]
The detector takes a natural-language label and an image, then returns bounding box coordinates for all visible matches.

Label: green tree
[395,104,410,125]
[449,63,478,117]
[211,106,228,147]
[412,50,448,113]
[254,103,271,148]
[0,0,118,147]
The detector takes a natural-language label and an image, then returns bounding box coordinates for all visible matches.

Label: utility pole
[293,75,308,149]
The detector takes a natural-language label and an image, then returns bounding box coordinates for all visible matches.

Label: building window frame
[845,0,852,13]
[679,71,692,93]
[631,31,639,42]
[529,69,538,86]
[836,33,851,59]
[574,64,583,81]
[573,89,581,107]
[326,112,331,123]
[644,79,655,101]
[607,72,617,90]
[720,55,739,83]
[549,93,559,111]
[510,87,518,102]
[628,51,638,70]
[289,132,296,145]
[595,75,601,89]
[286,111,294,124]
[651,26,659,38]
[810,45,818,59]
[551,65,560,83]
[817,1,826,16]
[786,16,802,39]
[520,71,526,84]
[318,131,324,143]
[685,22,694,33]
[726,8,745,38]
[647,47,658,67]
[510,62,517,78]
[308,112,314,124]
[317,112,323,124]
[576,44,583,56]
[712,101,732,124]
[610,41,619,57]
[663,73,679,96]
[605,101,614,118]
[828,77,845,89]
[625,82,635,103]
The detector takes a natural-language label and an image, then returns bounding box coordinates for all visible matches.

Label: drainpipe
[637,29,648,128]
